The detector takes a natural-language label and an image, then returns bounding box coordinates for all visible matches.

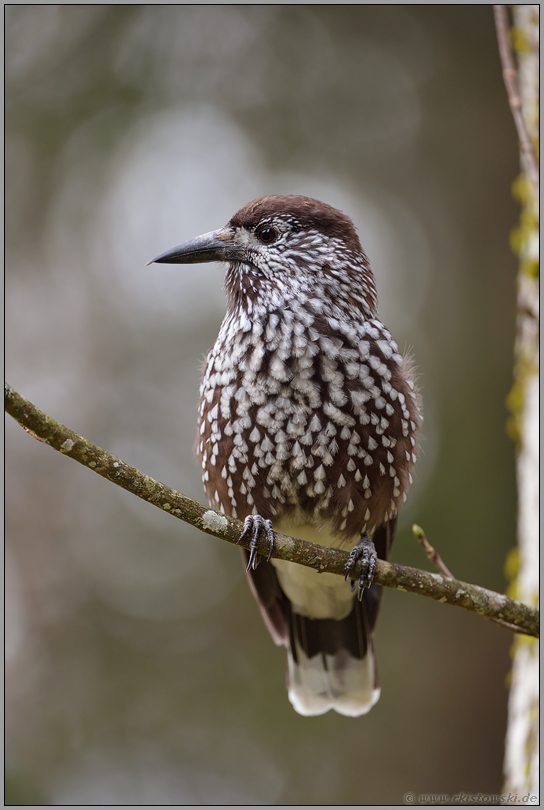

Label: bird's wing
[242,550,291,647]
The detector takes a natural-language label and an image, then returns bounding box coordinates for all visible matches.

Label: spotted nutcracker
[149,195,422,716]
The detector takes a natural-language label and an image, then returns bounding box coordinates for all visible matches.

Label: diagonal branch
[5,382,539,639]
[412,523,526,635]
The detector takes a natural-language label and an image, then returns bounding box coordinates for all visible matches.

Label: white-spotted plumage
[151,195,422,717]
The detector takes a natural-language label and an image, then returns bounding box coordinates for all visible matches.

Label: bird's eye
[256,226,279,244]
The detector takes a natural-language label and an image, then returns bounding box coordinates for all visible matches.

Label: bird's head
[148,195,378,321]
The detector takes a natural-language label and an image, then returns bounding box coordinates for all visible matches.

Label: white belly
[272,520,356,620]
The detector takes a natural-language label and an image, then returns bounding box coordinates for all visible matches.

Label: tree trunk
[498,4,539,802]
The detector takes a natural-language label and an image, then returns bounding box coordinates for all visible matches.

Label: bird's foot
[345,533,377,601]
[239,515,275,571]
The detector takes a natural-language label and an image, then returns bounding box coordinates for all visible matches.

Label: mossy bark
[495,4,540,801]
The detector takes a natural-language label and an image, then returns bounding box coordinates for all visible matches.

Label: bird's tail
[242,519,395,717]
[286,593,380,717]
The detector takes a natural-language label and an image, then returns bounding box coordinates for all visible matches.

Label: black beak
[146,229,241,266]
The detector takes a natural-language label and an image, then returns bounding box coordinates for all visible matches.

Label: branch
[5,382,539,639]
[493,5,539,200]
[412,523,528,636]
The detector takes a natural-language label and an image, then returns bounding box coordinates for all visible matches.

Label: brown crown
[228,195,363,253]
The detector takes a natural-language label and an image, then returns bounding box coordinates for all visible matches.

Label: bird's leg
[239,515,275,571]
[345,533,377,601]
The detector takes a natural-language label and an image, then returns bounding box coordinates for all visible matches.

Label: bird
[148,195,422,717]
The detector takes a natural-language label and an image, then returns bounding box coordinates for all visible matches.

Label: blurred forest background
[6,6,520,805]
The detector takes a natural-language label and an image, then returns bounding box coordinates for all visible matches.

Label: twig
[412,523,454,579]
[493,5,539,200]
[5,382,539,639]
[412,524,527,636]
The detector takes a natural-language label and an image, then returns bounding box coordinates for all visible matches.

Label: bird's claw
[239,515,275,571]
[345,534,377,600]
